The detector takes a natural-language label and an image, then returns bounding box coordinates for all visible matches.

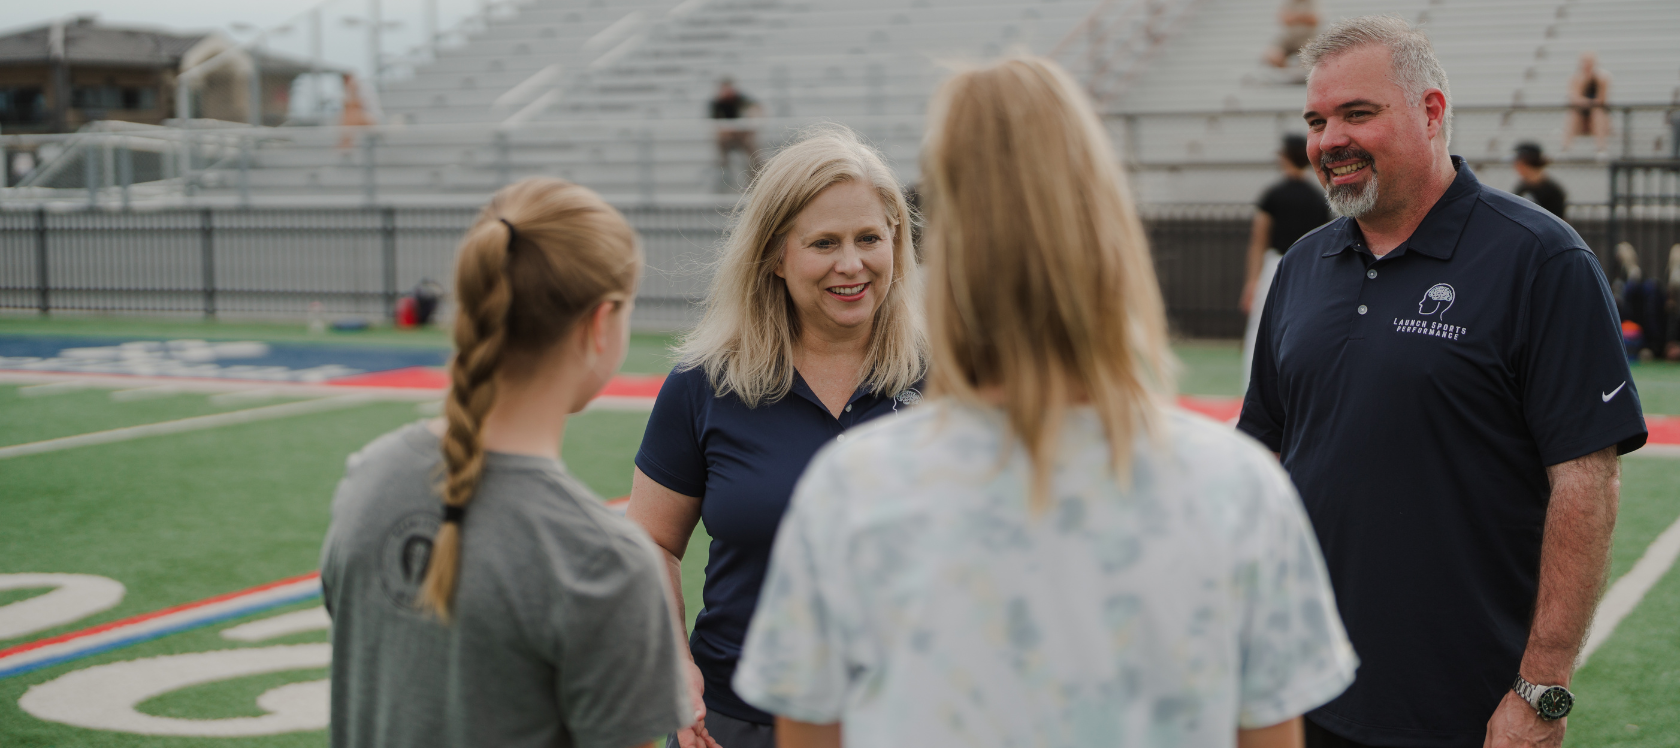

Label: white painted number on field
[19,645,331,736]
[0,573,125,640]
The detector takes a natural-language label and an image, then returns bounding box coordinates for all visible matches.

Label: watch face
[1537,687,1573,719]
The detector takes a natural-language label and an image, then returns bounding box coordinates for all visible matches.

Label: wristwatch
[1512,675,1574,720]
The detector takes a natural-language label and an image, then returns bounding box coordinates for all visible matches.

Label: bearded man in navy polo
[1238,17,1647,748]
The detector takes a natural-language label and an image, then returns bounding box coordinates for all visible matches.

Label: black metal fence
[0,206,730,330]
[6,203,1665,338]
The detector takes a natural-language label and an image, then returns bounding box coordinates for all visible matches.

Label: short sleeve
[555,538,692,748]
[732,450,852,723]
[635,367,709,497]
[1238,271,1287,452]
[1236,457,1358,728]
[1258,184,1281,215]
[1520,248,1647,464]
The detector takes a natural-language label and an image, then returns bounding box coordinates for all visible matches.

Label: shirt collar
[1321,156,1479,261]
[789,369,877,415]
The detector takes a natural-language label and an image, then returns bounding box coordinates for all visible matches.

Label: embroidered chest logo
[1394,282,1469,341]
[892,388,923,411]
[1418,283,1456,318]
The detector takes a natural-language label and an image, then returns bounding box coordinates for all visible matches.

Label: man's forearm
[1524,447,1620,684]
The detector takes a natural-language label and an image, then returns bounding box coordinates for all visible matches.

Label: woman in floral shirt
[734,57,1357,748]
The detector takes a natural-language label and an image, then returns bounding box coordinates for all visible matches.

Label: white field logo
[1394,283,1469,341]
[2,573,328,737]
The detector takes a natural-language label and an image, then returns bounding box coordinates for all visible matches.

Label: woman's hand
[673,660,722,748]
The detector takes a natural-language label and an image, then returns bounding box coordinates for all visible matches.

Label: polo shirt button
[845,404,852,412]
[1358,305,1368,315]
[1367,269,1378,279]
[836,433,848,442]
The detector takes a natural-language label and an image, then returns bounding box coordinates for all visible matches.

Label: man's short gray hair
[1302,16,1453,146]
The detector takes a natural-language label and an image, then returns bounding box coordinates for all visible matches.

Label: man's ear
[1423,89,1449,140]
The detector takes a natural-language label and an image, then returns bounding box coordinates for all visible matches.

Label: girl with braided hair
[321,178,695,748]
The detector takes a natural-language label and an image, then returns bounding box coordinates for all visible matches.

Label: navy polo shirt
[636,364,921,725]
[1239,158,1646,747]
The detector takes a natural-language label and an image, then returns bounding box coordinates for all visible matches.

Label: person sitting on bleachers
[1263,0,1319,70]
[1563,52,1611,159]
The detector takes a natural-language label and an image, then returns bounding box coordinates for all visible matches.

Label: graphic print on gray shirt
[320,422,691,748]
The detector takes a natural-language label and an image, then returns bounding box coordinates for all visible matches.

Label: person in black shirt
[710,78,762,184]
[1512,142,1567,219]
[1241,133,1329,392]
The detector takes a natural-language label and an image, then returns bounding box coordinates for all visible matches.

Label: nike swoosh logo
[1602,382,1626,402]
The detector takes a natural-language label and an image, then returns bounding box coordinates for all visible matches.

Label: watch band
[1512,675,1541,708]
[1512,675,1573,720]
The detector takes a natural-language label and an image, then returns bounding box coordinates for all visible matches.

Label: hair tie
[442,504,466,525]
[498,218,518,254]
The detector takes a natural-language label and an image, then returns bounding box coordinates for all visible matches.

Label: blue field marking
[0,336,447,383]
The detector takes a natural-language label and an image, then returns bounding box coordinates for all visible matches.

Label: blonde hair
[419,177,640,621]
[921,56,1176,510]
[675,125,925,406]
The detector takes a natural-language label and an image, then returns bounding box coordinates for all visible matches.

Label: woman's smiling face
[776,179,894,339]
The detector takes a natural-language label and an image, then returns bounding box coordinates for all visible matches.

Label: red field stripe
[328,367,451,389]
[0,572,321,659]
[1649,416,1680,446]
[597,374,666,399]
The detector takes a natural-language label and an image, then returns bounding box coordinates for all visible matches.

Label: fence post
[118,140,133,211]
[382,207,398,320]
[34,207,48,314]
[1605,162,1621,273]
[638,128,655,206]
[85,140,99,208]
[201,208,216,317]
[362,132,378,207]
[496,130,511,187]
[238,136,251,209]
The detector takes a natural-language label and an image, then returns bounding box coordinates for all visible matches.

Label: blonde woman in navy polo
[627,126,925,748]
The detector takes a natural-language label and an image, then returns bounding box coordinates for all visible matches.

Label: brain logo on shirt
[1418,283,1456,318]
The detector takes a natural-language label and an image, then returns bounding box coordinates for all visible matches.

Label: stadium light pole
[425,0,439,60]
[310,7,324,122]
[368,0,382,93]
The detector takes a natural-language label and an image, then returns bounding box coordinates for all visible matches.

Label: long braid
[413,178,640,622]
[416,219,515,621]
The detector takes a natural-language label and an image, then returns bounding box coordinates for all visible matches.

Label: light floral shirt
[735,403,1357,748]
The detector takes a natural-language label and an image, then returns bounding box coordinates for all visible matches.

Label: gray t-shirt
[321,422,691,748]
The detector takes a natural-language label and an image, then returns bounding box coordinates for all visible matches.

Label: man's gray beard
[1327,178,1379,218]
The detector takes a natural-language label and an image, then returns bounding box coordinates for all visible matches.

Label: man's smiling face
[1303,44,1441,220]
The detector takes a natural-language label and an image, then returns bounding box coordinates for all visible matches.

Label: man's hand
[1484,690,1564,748]
[674,660,721,748]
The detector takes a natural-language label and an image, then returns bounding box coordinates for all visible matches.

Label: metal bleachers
[123,0,1102,206]
[1115,0,1680,204]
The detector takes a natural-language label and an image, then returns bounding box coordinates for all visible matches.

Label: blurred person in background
[627,126,925,748]
[1668,244,1680,360]
[1264,0,1320,69]
[735,56,1356,748]
[321,178,693,748]
[1241,133,1330,393]
[1563,52,1611,158]
[1243,17,1646,748]
[336,73,377,151]
[1511,142,1566,219]
[710,78,763,185]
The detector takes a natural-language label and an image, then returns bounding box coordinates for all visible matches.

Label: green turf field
[1,317,1675,746]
